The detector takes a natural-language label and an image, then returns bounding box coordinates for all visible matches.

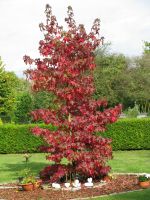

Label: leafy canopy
[24,5,121,182]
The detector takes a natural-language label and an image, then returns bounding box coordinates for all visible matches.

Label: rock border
[0,172,146,190]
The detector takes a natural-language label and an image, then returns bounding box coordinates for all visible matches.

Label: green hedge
[102,118,150,150]
[0,124,54,153]
[0,118,150,153]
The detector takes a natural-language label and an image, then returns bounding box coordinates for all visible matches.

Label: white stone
[72,179,81,188]
[52,183,61,189]
[87,177,93,183]
[84,177,93,187]
[100,180,106,183]
[84,182,93,187]
[137,114,147,118]
[64,182,70,188]
[72,187,81,191]
[145,174,150,178]
[52,183,56,187]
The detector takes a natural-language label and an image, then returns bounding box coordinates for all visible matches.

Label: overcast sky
[0,0,150,77]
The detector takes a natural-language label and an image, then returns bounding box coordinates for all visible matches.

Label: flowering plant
[139,174,150,182]
[18,168,36,184]
[21,176,36,185]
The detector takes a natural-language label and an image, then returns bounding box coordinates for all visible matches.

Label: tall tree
[32,91,56,110]
[94,52,130,107]
[130,42,150,112]
[143,41,150,54]
[0,57,19,122]
[24,5,121,182]
[14,92,33,124]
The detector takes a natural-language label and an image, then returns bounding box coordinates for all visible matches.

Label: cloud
[0,0,149,76]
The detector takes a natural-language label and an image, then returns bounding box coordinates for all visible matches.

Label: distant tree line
[0,41,150,124]
[94,42,150,112]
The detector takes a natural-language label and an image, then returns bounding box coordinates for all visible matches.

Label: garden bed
[0,175,148,200]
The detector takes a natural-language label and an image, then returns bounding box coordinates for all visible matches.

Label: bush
[14,92,33,124]
[125,104,140,118]
[101,118,150,150]
[0,119,150,153]
[0,118,3,125]
[0,124,55,153]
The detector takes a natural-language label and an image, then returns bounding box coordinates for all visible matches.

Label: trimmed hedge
[0,124,54,153]
[0,118,150,153]
[102,118,150,150]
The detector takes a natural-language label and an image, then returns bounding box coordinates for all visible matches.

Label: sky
[0,0,150,77]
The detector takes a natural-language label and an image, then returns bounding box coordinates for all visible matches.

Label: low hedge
[102,118,150,150]
[0,118,150,153]
[0,124,54,154]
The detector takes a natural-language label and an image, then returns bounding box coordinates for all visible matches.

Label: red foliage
[24,4,121,182]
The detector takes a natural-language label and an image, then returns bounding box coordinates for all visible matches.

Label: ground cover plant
[23,4,121,182]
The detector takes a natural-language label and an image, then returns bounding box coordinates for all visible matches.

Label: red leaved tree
[24,5,121,182]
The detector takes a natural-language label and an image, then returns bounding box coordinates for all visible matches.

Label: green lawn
[0,150,150,183]
[109,150,150,173]
[0,153,50,183]
[93,189,150,200]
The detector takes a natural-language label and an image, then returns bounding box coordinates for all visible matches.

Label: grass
[92,189,150,200]
[0,150,150,183]
[109,150,150,173]
[0,153,50,183]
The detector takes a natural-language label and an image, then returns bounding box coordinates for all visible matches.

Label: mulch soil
[0,175,147,200]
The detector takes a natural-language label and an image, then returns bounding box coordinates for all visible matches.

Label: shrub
[0,119,150,153]
[125,104,140,118]
[139,175,150,182]
[101,118,150,150]
[0,124,55,153]
[14,92,33,124]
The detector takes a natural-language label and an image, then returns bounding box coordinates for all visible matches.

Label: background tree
[94,50,132,108]
[14,92,33,124]
[13,79,56,124]
[94,41,150,111]
[32,91,56,110]
[0,57,20,122]
[130,42,150,113]
[143,41,150,54]
[24,5,121,182]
